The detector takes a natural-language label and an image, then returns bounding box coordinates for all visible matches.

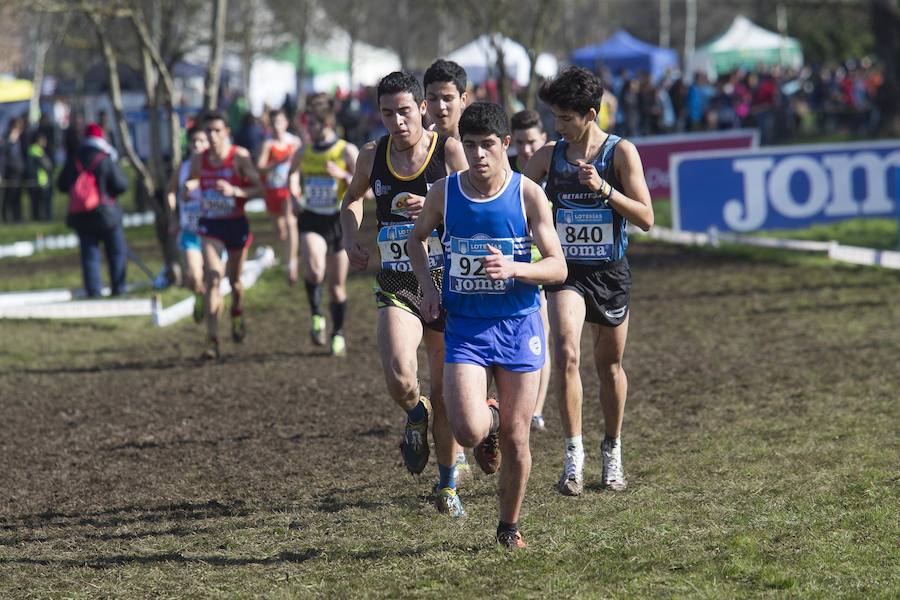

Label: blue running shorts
[179,231,202,252]
[444,309,545,373]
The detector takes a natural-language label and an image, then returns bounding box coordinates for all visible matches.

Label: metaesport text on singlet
[544,135,627,264]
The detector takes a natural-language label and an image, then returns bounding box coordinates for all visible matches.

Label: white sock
[565,435,584,456]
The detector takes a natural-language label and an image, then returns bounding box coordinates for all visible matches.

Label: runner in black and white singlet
[526,67,654,497]
[340,72,469,515]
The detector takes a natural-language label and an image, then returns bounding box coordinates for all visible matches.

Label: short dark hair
[423,59,467,95]
[538,67,604,116]
[510,109,543,133]
[269,109,287,121]
[377,71,423,106]
[459,102,509,140]
[202,110,228,126]
[187,124,205,139]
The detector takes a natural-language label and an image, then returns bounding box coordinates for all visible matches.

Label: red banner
[632,129,759,198]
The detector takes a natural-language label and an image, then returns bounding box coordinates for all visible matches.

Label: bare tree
[204,0,227,111]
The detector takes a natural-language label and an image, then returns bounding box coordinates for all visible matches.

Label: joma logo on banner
[670,141,900,233]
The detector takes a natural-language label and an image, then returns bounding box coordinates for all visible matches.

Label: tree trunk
[89,13,155,199]
[659,0,671,48]
[524,0,555,110]
[204,0,228,112]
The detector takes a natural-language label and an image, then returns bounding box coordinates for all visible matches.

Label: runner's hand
[347,240,370,271]
[325,160,349,181]
[422,284,442,322]
[482,244,516,280]
[403,193,426,220]
[576,160,603,193]
[215,179,235,197]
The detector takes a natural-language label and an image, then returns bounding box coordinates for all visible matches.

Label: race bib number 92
[448,236,514,294]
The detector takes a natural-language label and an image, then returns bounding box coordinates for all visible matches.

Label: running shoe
[330,333,346,357]
[192,293,204,323]
[399,396,430,474]
[454,451,472,484]
[434,486,466,518]
[531,414,546,432]
[558,447,584,496]
[310,314,327,346]
[601,435,627,491]
[473,398,501,474]
[201,337,220,360]
[231,313,246,343]
[497,529,527,550]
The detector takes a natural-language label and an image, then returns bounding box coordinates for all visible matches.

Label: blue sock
[438,463,457,490]
[406,399,426,423]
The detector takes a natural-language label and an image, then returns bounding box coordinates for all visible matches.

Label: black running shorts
[298,210,343,255]
[545,258,632,327]
[374,268,446,332]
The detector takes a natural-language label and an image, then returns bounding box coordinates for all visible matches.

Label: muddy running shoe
[558,447,584,496]
[434,486,466,518]
[399,396,430,474]
[454,451,472,484]
[201,337,220,360]
[531,415,546,432]
[192,293,204,323]
[330,333,346,357]
[497,529,527,550]
[473,398,501,474]
[310,314,327,346]
[601,435,627,491]
[231,313,246,343]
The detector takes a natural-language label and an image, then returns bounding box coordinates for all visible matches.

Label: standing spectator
[27,131,54,222]
[668,78,687,131]
[233,113,265,163]
[57,123,129,297]
[1,116,27,223]
[64,111,85,160]
[686,72,714,130]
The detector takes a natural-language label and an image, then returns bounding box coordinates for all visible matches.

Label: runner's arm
[340,141,376,269]
[289,146,305,200]
[256,140,272,174]
[484,178,566,286]
[409,179,445,321]
[230,149,265,199]
[443,137,469,174]
[183,154,202,199]
[523,142,554,185]
[165,167,179,215]
[610,140,653,231]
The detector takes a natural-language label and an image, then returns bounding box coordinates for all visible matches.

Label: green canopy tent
[688,15,803,78]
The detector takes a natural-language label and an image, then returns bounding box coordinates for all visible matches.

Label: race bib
[200,188,236,218]
[448,236,514,294]
[304,176,339,211]
[556,208,613,261]
[181,194,202,233]
[268,161,290,189]
[378,223,443,271]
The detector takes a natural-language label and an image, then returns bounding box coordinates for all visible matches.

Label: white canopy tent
[688,15,803,79]
[248,22,401,113]
[446,34,558,87]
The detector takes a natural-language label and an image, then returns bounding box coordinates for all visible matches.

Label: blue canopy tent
[571,30,679,82]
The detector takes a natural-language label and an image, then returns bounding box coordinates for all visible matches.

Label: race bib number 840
[448,236,514,294]
[378,224,443,271]
[556,208,613,261]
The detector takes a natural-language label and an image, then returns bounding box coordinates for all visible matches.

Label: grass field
[1,205,898,598]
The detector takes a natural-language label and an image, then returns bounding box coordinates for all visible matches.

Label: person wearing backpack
[57,123,129,297]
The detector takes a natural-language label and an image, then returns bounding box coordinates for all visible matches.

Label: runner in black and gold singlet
[340,72,470,517]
